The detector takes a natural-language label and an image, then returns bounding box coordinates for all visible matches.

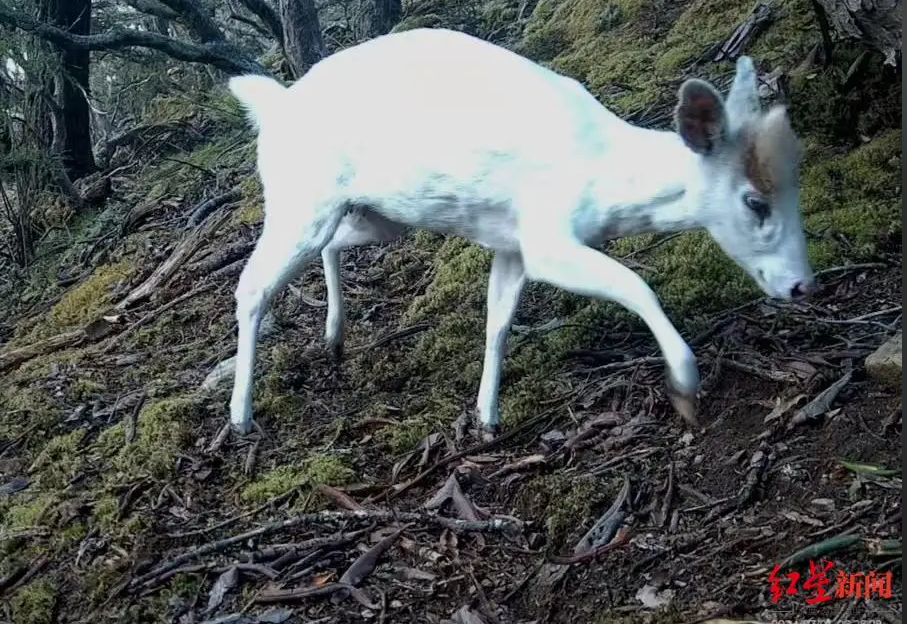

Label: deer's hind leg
[230,202,346,435]
[321,207,406,361]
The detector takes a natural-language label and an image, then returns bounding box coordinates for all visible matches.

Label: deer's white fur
[227,28,815,436]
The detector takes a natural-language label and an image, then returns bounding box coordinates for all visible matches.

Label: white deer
[226,27,815,439]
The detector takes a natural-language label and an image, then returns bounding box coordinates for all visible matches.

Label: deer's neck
[574,127,705,247]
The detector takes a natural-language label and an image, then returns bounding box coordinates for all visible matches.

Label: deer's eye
[744,193,771,224]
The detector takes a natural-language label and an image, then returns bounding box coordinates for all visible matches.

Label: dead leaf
[781,359,818,379]
[313,572,335,587]
[339,526,406,587]
[447,605,487,624]
[317,484,365,511]
[439,529,458,554]
[790,372,852,426]
[763,394,808,424]
[204,566,238,615]
[395,566,438,582]
[0,477,29,498]
[779,511,824,527]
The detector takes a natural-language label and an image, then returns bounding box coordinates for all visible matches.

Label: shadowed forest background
[0,0,901,623]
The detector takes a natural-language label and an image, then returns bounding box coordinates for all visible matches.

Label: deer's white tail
[229,74,287,130]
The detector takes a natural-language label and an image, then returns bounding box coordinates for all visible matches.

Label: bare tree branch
[124,0,179,21]
[236,0,284,45]
[0,2,267,76]
[156,0,226,43]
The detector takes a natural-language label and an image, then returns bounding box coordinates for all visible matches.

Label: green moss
[53,522,88,554]
[240,453,354,503]
[801,129,902,266]
[29,428,86,489]
[233,175,264,226]
[10,578,57,624]
[403,236,492,324]
[515,472,613,550]
[0,386,59,441]
[94,396,198,482]
[1,492,58,532]
[70,377,107,401]
[25,260,133,341]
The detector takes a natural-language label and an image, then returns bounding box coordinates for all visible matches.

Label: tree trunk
[361,0,402,38]
[279,0,325,79]
[814,0,901,66]
[52,0,97,180]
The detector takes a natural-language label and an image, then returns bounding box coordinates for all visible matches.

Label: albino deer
[226,28,815,439]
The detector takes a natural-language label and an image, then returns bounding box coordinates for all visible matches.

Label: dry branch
[128,509,523,591]
[814,0,901,65]
[115,210,232,309]
[186,187,242,227]
[0,2,266,75]
[0,329,85,372]
[702,1,775,62]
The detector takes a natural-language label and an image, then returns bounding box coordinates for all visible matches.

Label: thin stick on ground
[369,403,564,503]
[128,509,523,591]
[101,282,217,354]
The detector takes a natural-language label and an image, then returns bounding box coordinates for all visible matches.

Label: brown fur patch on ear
[742,105,801,197]
[675,80,727,155]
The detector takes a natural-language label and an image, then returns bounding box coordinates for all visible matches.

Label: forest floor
[0,189,901,623]
[0,0,903,622]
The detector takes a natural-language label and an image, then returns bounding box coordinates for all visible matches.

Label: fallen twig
[115,209,232,310]
[371,403,562,503]
[167,489,297,538]
[703,447,769,523]
[546,528,631,564]
[657,462,675,528]
[1,554,48,598]
[253,581,376,607]
[129,509,522,591]
[100,282,217,354]
[186,187,241,228]
[339,525,408,586]
[0,329,86,372]
[720,358,796,383]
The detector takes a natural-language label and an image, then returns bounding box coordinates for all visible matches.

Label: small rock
[810,497,836,511]
[635,583,674,609]
[680,432,694,446]
[865,331,901,389]
[539,429,566,451]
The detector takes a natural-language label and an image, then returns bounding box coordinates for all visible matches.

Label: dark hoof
[666,382,700,428]
[478,422,501,443]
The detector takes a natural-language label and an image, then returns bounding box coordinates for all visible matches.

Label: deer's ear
[674,79,729,156]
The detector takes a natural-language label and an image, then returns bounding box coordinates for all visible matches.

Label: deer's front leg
[476,251,526,440]
[520,236,700,427]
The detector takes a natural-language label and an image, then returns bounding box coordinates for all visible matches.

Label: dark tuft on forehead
[739,106,801,198]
